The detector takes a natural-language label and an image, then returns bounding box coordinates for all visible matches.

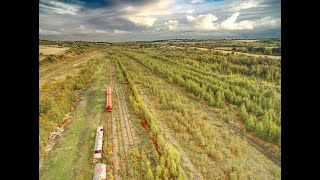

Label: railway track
[109,63,120,180]
[117,82,136,146]
[112,64,137,179]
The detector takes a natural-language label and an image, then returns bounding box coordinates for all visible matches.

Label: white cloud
[186,14,219,30]
[191,0,205,3]
[95,29,108,33]
[121,0,174,27]
[39,0,80,15]
[180,9,195,14]
[77,25,109,34]
[186,15,195,22]
[186,12,256,31]
[113,29,131,34]
[165,20,179,31]
[229,0,263,11]
[39,28,61,35]
[126,16,157,27]
[186,9,195,14]
[253,16,280,28]
[220,12,253,30]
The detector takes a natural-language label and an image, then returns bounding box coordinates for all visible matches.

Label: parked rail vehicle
[106,86,112,112]
[93,163,107,180]
[93,126,104,163]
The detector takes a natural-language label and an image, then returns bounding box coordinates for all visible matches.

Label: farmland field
[39,39,281,180]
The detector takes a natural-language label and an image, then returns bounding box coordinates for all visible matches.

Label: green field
[39,40,281,180]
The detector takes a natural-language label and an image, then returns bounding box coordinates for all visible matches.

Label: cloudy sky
[39,0,280,42]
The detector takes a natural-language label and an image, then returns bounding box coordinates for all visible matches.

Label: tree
[246,115,255,131]
[207,93,215,106]
[216,90,225,107]
[271,47,281,55]
[247,46,254,52]
[239,103,249,121]
[255,122,264,137]
[264,48,272,55]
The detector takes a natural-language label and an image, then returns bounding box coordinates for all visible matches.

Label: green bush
[47,55,54,62]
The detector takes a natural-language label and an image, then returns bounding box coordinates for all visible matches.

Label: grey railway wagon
[93,163,107,180]
[93,126,104,163]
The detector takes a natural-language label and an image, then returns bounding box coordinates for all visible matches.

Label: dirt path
[213,49,281,59]
[136,86,204,180]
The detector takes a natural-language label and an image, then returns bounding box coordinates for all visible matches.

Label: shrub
[47,55,54,62]
[264,48,272,55]
[40,96,55,115]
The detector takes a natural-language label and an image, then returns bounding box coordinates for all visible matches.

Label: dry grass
[39,51,104,88]
[39,46,70,55]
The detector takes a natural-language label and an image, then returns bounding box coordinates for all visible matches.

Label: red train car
[106,86,112,111]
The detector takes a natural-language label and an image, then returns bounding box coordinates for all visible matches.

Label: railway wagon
[93,163,107,180]
[93,126,104,163]
[106,86,112,112]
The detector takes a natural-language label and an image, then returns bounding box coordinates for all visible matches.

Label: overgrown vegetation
[112,50,280,179]
[116,59,187,179]
[119,47,280,144]
[39,58,102,158]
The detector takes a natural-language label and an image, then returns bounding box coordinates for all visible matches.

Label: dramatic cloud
[165,20,179,31]
[187,12,256,30]
[39,0,281,41]
[186,14,219,30]
[121,0,174,27]
[220,12,253,30]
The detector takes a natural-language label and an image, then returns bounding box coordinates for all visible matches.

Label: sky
[39,0,281,42]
